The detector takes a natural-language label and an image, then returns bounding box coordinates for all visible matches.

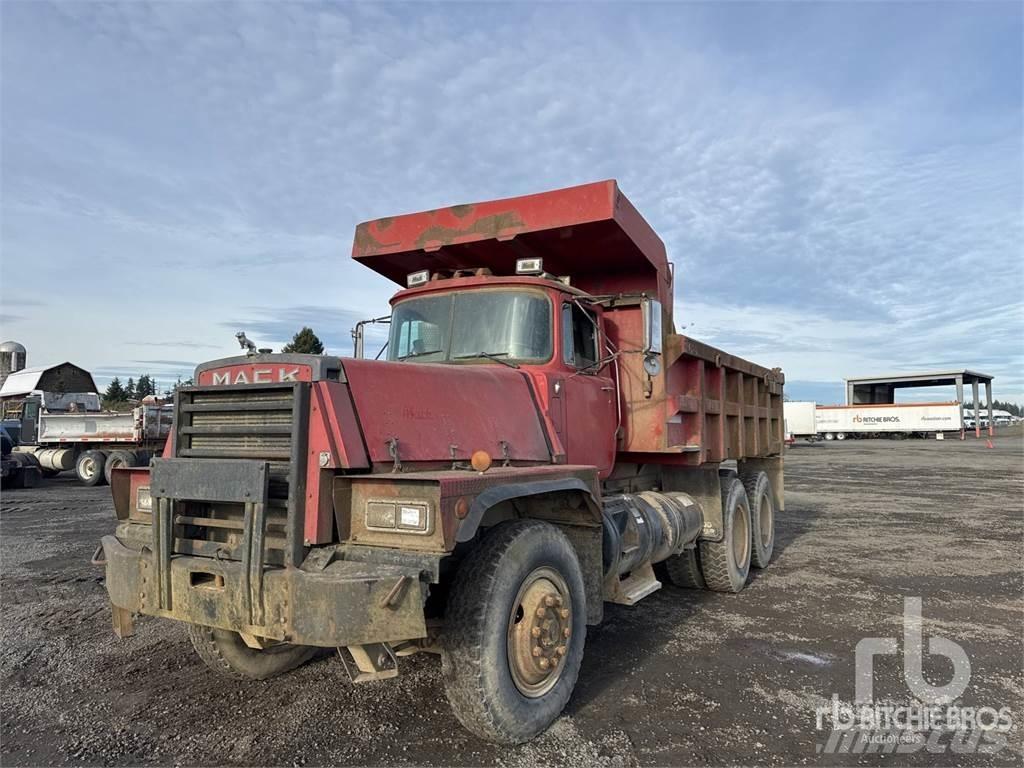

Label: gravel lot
[2,432,1022,767]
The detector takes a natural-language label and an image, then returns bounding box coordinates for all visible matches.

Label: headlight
[136,486,153,512]
[365,500,430,533]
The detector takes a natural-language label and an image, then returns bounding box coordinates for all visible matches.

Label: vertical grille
[174,384,305,566]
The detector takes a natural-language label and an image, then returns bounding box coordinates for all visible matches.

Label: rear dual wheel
[698,475,752,593]
[103,450,138,485]
[661,471,775,592]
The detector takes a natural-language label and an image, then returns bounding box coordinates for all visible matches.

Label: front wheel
[187,625,317,680]
[440,520,586,744]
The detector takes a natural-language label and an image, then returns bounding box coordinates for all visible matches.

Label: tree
[282,327,324,354]
[104,377,126,403]
[125,377,136,401]
[136,374,154,399]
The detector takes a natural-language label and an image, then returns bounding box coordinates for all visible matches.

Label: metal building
[845,369,995,437]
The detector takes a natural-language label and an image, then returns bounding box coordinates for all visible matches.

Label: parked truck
[97,181,785,743]
[3,389,173,485]
[815,402,962,440]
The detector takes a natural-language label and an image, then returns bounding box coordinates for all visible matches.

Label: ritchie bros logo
[853,415,901,424]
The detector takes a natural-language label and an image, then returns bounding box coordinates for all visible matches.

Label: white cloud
[1,2,1021,399]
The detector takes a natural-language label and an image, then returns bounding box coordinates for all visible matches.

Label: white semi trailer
[783,401,819,441]
[814,402,962,440]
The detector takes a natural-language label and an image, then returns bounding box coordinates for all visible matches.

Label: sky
[1,1,1021,405]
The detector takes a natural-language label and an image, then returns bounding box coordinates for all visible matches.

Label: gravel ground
[2,432,1022,767]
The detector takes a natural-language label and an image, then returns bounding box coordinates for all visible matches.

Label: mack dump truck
[98,180,784,744]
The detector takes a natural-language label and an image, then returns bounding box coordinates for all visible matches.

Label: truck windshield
[388,290,551,364]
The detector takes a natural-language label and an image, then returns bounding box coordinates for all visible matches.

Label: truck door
[559,302,617,476]
[20,397,40,444]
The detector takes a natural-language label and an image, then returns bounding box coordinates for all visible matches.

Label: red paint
[304,381,369,543]
[343,359,552,465]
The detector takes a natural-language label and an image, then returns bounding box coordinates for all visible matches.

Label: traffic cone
[986,439,994,449]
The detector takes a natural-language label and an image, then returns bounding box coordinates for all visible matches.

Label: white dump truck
[6,391,172,485]
[814,402,962,440]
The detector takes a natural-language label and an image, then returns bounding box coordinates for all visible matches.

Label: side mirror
[642,298,663,356]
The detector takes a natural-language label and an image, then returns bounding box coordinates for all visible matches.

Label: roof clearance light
[407,270,430,287]
[515,257,543,275]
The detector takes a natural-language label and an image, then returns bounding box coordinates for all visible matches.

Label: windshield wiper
[453,351,520,369]
[397,348,442,361]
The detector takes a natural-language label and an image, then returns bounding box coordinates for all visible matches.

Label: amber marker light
[471,450,492,473]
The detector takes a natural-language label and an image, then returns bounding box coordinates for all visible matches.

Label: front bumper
[101,535,429,647]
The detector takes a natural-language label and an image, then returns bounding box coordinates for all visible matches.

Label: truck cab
[385,271,618,476]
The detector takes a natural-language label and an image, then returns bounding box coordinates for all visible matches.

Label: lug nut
[532,646,543,657]
[556,646,566,656]
[560,608,570,619]
[550,656,559,667]
[538,658,550,670]
[563,628,571,638]
[536,607,547,618]
[531,627,541,638]
[544,595,556,607]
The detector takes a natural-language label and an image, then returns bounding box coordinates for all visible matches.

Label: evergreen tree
[136,374,154,398]
[104,377,126,402]
[282,327,325,354]
[125,377,136,401]
[171,376,194,395]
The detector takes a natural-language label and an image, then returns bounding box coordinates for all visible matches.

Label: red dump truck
[98,181,785,743]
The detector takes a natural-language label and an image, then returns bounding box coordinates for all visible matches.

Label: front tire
[441,519,586,744]
[698,476,752,593]
[187,625,317,680]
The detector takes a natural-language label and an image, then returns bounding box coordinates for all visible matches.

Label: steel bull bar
[100,458,429,648]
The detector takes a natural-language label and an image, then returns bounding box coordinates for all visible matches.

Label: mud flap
[339,643,399,683]
[110,603,134,639]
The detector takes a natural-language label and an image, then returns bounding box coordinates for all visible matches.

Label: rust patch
[449,204,474,218]
[413,211,526,251]
[353,222,400,256]
[376,217,393,230]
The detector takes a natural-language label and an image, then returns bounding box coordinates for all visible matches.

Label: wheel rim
[506,567,572,698]
[733,502,751,566]
[81,456,97,478]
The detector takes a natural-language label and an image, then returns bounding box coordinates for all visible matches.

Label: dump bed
[38,405,173,445]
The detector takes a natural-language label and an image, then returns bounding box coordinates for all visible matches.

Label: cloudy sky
[2,2,1021,404]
